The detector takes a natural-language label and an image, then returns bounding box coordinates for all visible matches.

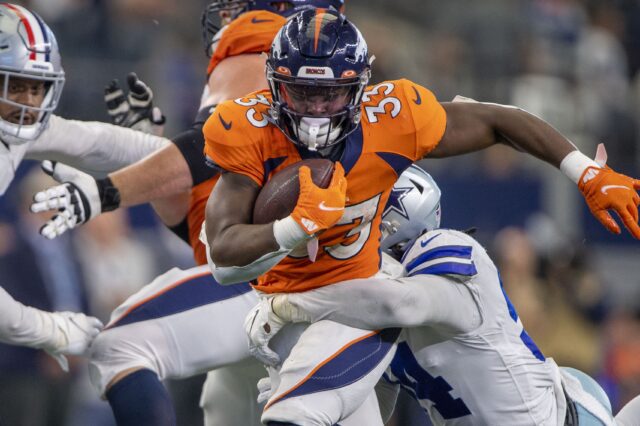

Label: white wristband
[273,216,309,250]
[560,150,600,184]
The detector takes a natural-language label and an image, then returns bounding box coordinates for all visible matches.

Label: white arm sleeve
[0,286,59,350]
[278,274,481,334]
[26,115,170,177]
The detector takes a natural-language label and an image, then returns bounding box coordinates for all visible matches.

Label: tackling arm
[273,274,481,334]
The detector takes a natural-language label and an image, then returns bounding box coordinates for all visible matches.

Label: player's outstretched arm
[0,287,103,371]
[272,274,480,332]
[430,101,640,238]
[245,272,480,365]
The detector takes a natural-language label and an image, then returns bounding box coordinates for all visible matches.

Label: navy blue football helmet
[201,0,345,57]
[267,8,370,151]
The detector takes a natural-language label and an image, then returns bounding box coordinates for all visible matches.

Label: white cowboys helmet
[381,164,442,259]
[0,4,64,145]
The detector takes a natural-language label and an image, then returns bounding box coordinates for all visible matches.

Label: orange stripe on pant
[105,271,212,330]
[264,330,380,410]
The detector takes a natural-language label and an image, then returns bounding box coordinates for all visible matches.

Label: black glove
[104,72,166,135]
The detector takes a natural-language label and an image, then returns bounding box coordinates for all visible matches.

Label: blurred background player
[251,164,640,425]
[201,9,640,425]
[26,2,347,426]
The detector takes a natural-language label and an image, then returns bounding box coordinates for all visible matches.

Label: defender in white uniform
[253,165,628,425]
[0,3,167,367]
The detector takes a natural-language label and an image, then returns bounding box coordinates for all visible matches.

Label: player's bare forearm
[205,172,280,267]
[431,102,576,167]
[150,192,190,227]
[109,143,193,207]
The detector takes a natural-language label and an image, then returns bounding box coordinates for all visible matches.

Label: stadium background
[0,0,639,424]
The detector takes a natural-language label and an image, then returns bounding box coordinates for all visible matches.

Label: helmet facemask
[201,0,251,56]
[201,1,299,57]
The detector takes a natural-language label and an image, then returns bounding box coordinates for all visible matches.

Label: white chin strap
[298,117,341,151]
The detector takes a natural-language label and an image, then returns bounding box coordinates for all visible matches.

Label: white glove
[105,72,165,136]
[30,160,102,239]
[256,376,273,404]
[244,297,287,366]
[43,311,104,372]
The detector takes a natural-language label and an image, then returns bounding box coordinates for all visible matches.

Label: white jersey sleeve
[25,115,170,178]
[276,231,482,333]
[0,286,58,349]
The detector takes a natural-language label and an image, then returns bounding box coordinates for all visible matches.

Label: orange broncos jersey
[206,10,286,75]
[203,79,447,293]
[188,177,218,265]
[188,10,285,264]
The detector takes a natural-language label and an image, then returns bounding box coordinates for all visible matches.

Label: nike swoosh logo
[251,17,274,24]
[601,184,630,195]
[412,86,422,105]
[318,201,344,211]
[218,114,232,130]
[420,233,441,247]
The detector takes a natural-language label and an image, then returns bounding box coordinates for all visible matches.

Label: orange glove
[291,162,347,236]
[579,166,640,238]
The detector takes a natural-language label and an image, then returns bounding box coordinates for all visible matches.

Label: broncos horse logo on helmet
[0,3,64,145]
[201,0,345,57]
[266,8,370,152]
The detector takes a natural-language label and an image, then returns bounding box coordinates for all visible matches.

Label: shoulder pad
[401,229,479,281]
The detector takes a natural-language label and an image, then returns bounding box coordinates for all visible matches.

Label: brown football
[252,158,335,224]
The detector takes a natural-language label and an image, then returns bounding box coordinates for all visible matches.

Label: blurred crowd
[0,0,638,425]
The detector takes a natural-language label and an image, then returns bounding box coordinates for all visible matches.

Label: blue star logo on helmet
[383,186,413,220]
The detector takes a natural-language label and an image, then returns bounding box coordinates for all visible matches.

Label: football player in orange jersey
[201,9,640,425]
[30,2,344,426]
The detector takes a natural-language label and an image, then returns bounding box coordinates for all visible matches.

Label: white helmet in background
[0,3,64,145]
[381,164,442,259]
